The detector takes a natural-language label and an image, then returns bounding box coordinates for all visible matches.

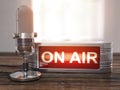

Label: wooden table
[0,53,120,90]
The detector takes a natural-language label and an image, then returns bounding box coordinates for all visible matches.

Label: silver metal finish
[13,33,37,39]
[9,71,41,81]
[29,43,41,69]
[10,32,41,81]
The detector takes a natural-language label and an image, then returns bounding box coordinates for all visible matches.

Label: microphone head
[14,6,36,54]
[17,5,33,33]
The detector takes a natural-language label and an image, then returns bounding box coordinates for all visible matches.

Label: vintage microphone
[9,5,41,81]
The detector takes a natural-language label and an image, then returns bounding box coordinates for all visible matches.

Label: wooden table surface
[0,53,120,90]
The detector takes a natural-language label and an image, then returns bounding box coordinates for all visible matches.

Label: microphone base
[9,70,41,82]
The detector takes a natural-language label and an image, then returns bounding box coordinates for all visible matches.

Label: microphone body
[10,5,41,82]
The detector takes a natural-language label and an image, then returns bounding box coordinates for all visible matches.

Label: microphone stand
[9,33,41,81]
[23,54,29,78]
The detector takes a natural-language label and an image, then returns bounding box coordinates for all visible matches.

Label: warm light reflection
[32,0,104,42]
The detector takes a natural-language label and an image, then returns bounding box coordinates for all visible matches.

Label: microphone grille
[17,5,33,33]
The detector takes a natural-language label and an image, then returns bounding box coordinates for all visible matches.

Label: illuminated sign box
[33,42,112,73]
[39,46,100,69]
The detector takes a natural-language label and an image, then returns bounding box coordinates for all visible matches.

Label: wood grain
[0,53,119,90]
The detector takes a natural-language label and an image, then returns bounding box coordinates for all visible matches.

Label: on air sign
[39,46,100,69]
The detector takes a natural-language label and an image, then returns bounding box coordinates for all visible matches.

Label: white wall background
[0,0,32,52]
[104,0,120,53]
[0,0,120,52]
